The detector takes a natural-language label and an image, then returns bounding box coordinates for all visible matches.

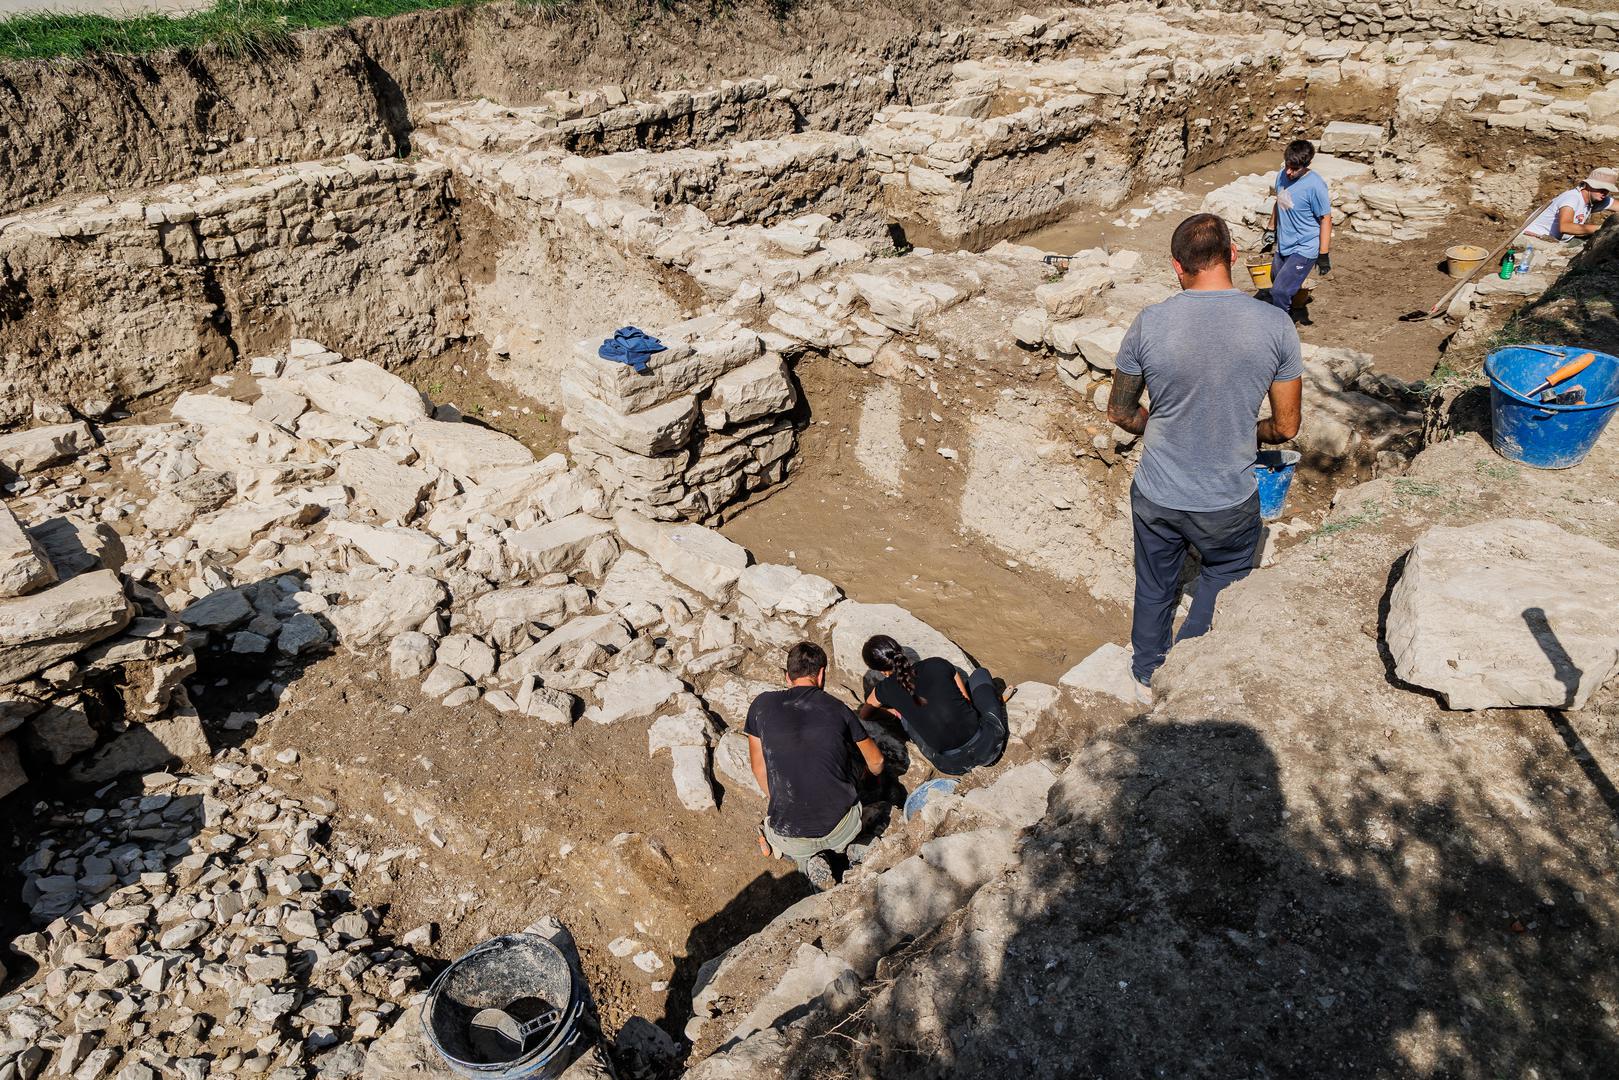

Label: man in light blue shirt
[1263,139,1333,321]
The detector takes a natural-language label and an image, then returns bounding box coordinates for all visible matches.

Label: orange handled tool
[1525,352,1596,398]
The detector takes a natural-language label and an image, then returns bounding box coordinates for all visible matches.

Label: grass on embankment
[0,0,565,61]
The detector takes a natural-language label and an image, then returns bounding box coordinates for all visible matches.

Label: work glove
[1260,229,1276,252]
[1316,252,1332,276]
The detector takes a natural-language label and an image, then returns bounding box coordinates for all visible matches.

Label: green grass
[0,0,566,61]
[1309,502,1384,546]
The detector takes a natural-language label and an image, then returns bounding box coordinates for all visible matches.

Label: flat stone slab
[1387,519,1619,710]
[0,569,132,683]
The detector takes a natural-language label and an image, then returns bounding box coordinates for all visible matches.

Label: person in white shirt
[1523,169,1618,245]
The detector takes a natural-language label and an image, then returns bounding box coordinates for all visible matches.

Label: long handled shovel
[1399,199,1555,322]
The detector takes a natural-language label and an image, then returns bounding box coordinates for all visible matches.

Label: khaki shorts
[764,802,862,869]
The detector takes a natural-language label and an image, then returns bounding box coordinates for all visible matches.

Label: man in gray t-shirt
[1106,213,1304,700]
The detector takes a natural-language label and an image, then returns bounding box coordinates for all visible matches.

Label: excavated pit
[4,2,1619,1077]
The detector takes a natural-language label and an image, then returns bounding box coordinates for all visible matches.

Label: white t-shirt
[1527,189,1611,239]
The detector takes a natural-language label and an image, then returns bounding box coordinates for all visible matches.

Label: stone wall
[562,319,800,523]
[0,158,467,429]
[1245,0,1619,44]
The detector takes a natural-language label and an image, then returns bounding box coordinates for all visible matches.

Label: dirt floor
[1017,151,1468,384]
[722,359,1124,686]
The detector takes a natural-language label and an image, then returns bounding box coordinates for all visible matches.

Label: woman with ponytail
[860,634,1008,776]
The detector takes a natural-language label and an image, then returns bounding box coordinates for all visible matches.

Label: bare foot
[756,827,773,859]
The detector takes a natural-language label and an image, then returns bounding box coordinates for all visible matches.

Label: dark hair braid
[862,634,927,707]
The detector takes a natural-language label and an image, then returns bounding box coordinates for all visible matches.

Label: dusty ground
[723,359,1122,686]
[1018,152,1469,384]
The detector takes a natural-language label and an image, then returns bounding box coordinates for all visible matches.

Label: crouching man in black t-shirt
[745,641,885,890]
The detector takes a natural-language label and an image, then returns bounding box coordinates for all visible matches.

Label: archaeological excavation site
[3,0,1619,1075]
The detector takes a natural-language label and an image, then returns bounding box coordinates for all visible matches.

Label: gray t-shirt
[1114,288,1303,512]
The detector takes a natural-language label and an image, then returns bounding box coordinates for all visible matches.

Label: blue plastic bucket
[1254,449,1301,520]
[1485,346,1619,469]
[903,778,960,821]
[423,934,585,1079]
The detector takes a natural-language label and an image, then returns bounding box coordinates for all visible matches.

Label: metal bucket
[423,934,585,1079]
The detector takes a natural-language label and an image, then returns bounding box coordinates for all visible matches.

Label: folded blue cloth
[597,326,667,374]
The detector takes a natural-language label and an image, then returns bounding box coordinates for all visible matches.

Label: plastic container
[423,934,585,1079]
[1485,345,1619,469]
[1445,243,1489,279]
[1246,258,1273,290]
[903,778,960,821]
[1254,449,1302,520]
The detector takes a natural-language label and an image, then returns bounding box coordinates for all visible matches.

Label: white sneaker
[1132,679,1154,707]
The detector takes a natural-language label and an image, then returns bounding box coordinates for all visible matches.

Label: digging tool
[469,1006,559,1058]
[1400,199,1555,322]
[1523,351,1596,398]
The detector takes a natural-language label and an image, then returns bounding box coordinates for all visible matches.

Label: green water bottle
[1499,249,1516,279]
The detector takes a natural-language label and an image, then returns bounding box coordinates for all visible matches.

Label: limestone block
[506,515,617,577]
[713,729,764,798]
[388,632,435,678]
[437,634,497,681]
[704,355,796,429]
[0,422,96,476]
[328,573,446,648]
[648,701,716,756]
[585,664,684,725]
[1386,520,1619,710]
[567,328,760,414]
[597,551,701,613]
[335,449,436,523]
[179,588,254,631]
[1011,308,1049,346]
[172,392,251,427]
[405,419,535,484]
[0,570,132,683]
[187,497,324,553]
[614,512,751,602]
[1034,267,1113,318]
[825,601,971,697]
[287,358,428,425]
[702,674,778,728]
[68,710,210,783]
[467,585,586,631]
[0,507,56,599]
[1058,642,1140,703]
[963,761,1059,828]
[1319,119,1388,154]
[562,376,702,457]
[1006,681,1061,739]
[848,274,940,335]
[729,944,854,1044]
[327,521,442,571]
[21,698,98,765]
[251,388,308,428]
[505,614,632,680]
[670,744,717,812]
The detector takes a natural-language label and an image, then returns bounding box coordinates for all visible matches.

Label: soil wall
[0,159,466,425]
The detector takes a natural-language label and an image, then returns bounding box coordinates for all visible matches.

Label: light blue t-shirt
[1115,289,1304,512]
[1275,169,1331,259]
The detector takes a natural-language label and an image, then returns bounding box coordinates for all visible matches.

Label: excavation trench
[4,4,1610,1075]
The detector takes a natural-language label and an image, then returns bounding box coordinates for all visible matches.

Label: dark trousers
[1130,486,1263,685]
[861,667,1008,776]
[1269,252,1314,314]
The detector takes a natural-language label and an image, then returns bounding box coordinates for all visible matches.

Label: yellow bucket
[1446,244,1490,280]
[1246,258,1273,289]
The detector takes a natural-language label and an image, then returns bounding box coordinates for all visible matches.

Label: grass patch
[1310,502,1384,546]
[0,0,568,61]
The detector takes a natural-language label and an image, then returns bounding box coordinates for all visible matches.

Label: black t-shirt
[744,685,867,839]
[874,657,978,756]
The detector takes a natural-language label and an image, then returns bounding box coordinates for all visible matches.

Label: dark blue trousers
[1130,486,1263,685]
[1269,252,1314,314]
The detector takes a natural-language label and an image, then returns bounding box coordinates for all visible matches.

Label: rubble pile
[3,750,431,1079]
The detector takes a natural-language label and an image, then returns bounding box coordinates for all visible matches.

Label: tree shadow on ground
[798,718,1619,1079]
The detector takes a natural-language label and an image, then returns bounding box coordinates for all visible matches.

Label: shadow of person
[1522,606,1583,709]
[838,718,1619,1079]
[656,870,812,1042]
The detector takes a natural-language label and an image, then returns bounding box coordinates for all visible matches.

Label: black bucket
[423,934,585,1079]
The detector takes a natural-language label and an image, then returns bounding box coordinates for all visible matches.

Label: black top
[744,686,868,839]
[874,657,979,757]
